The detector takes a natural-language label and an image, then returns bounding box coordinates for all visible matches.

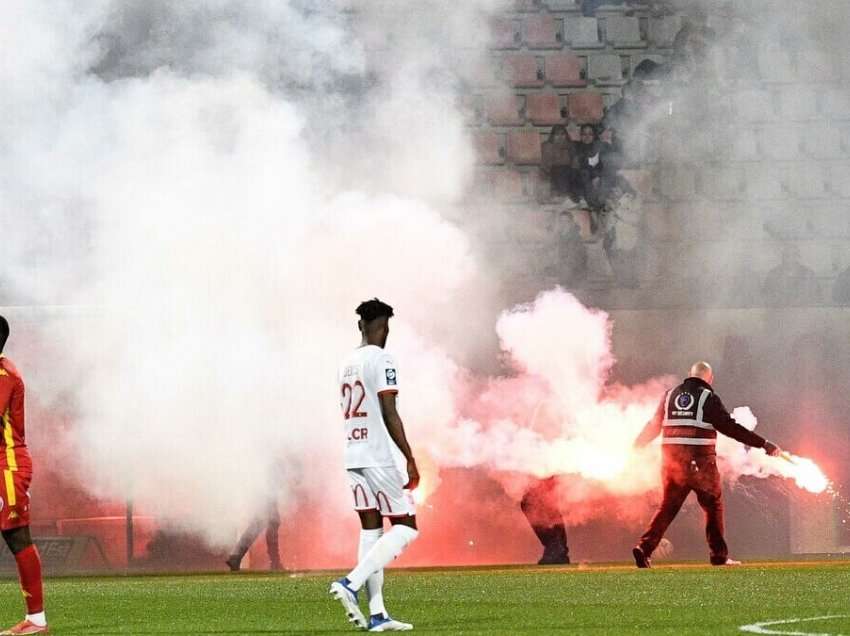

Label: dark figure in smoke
[603,59,667,168]
[226,497,282,572]
[0,316,48,634]
[574,124,607,212]
[540,124,580,205]
[762,244,820,306]
[632,361,782,568]
[520,477,569,565]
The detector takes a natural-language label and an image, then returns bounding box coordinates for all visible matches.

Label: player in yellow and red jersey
[0,317,47,635]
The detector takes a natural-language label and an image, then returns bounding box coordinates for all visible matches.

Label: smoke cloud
[2,0,846,567]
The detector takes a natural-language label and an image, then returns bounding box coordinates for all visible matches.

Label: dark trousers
[230,501,281,567]
[638,452,728,564]
[521,477,569,562]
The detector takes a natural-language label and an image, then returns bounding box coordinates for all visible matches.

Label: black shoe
[225,556,241,572]
[632,546,651,569]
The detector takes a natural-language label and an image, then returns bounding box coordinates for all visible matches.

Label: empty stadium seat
[544,54,586,87]
[604,17,646,48]
[503,55,545,87]
[587,54,624,83]
[474,131,506,164]
[525,93,564,125]
[563,17,603,49]
[525,15,562,49]
[648,16,682,48]
[566,91,604,122]
[491,18,521,49]
[469,61,501,88]
[506,129,543,164]
[484,93,525,126]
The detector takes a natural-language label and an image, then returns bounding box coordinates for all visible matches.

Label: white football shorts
[347,466,416,518]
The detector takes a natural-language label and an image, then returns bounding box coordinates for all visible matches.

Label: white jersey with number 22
[338,345,403,470]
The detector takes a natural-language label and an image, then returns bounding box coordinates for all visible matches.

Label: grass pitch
[1,560,848,634]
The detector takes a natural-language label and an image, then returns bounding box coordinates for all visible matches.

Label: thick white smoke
[2,0,838,564]
[1,0,499,548]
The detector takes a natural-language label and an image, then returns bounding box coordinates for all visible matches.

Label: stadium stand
[465,0,850,304]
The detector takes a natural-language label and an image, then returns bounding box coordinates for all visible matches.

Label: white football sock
[358,528,386,617]
[26,612,46,627]
[347,525,418,591]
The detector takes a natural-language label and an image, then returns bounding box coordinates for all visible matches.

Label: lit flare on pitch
[777,452,829,494]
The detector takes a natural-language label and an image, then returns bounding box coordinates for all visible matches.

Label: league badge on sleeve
[385,368,397,385]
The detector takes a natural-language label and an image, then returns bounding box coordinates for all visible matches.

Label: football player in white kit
[330,298,420,632]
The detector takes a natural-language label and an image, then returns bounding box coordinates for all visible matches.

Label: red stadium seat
[503,55,545,87]
[506,129,543,164]
[545,54,586,87]
[484,93,524,126]
[526,93,564,125]
[474,131,506,164]
[525,15,562,49]
[491,18,521,49]
[566,91,604,123]
[469,61,501,88]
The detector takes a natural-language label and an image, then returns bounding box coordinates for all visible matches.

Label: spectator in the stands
[574,124,606,210]
[762,244,820,306]
[671,17,717,80]
[540,124,579,204]
[602,59,667,168]
[833,262,850,305]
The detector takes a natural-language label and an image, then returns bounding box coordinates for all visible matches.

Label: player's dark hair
[0,316,8,354]
[356,298,394,323]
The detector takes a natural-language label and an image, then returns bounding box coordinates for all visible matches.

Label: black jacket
[635,377,767,453]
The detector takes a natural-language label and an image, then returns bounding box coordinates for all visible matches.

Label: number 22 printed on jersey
[341,381,368,419]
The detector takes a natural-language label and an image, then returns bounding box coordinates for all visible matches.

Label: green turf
[1,560,848,634]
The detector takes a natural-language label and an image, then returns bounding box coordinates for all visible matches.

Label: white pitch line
[740,615,849,636]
